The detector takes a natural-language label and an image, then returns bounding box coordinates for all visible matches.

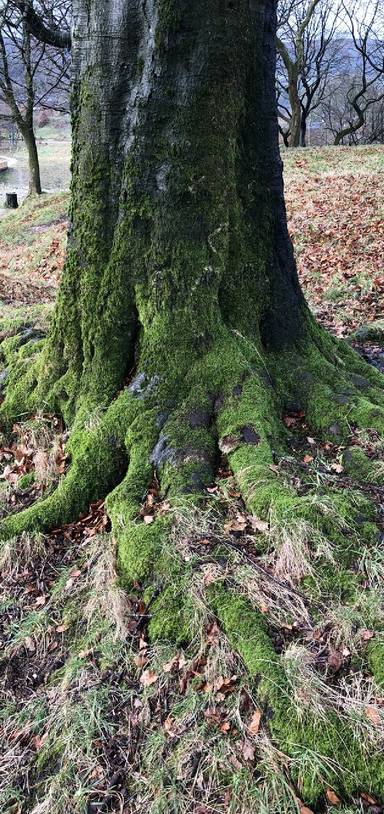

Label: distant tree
[276,0,341,147]
[325,1,384,146]
[0,0,70,195]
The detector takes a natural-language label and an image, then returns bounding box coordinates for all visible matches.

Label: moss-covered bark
[2,1,384,808]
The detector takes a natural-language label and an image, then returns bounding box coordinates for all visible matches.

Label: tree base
[1,320,384,807]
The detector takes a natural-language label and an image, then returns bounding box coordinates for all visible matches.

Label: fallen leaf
[326,789,341,805]
[328,649,343,672]
[283,415,297,427]
[134,654,148,668]
[249,516,269,533]
[224,515,247,533]
[361,629,375,641]
[219,435,241,454]
[140,670,158,687]
[360,791,379,806]
[331,463,344,474]
[24,636,35,653]
[163,716,175,734]
[163,655,180,673]
[365,706,381,726]
[242,739,255,762]
[56,624,69,634]
[303,454,314,464]
[143,515,154,525]
[248,709,262,735]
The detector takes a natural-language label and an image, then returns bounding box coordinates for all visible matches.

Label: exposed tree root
[1,326,384,808]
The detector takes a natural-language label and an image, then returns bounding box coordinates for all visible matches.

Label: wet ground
[0,138,70,217]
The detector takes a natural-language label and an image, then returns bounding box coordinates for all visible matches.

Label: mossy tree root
[1,327,384,544]
[1,331,384,806]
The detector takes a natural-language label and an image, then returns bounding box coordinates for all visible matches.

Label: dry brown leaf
[326,789,341,805]
[328,649,343,672]
[224,514,247,533]
[361,629,375,641]
[24,636,35,653]
[249,516,269,533]
[163,655,180,673]
[331,462,344,474]
[248,709,262,735]
[283,415,297,427]
[365,706,381,726]
[242,739,255,761]
[134,654,148,668]
[360,791,379,805]
[163,716,175,734]
[56,624,69,634]
[140,669,158,687]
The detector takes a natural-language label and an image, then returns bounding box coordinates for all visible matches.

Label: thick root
[0,390,138,539]
[1,327,384,808]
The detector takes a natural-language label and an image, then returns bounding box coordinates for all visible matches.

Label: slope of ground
[283,146,384,337]
[0,147,384,814]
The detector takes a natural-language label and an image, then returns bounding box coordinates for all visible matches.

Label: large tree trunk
[2,2,384,805]
[36,0,304,418]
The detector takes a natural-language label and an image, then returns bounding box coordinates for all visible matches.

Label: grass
[0,192,68,335]
[1,421,384,812]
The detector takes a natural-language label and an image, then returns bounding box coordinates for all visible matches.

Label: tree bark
[35,0,305,416]
[5,192,18,208]
[300,114,307,147]
[288,72,302,147]
[22,125,42,195]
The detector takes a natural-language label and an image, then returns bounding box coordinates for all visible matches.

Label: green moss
[148,576,196,644]
[18,472,36,490]
[342,446,384,485]
[118,517,169,583]
[367,640,384,687]
[209,584,384,803]
[0,390,136,539]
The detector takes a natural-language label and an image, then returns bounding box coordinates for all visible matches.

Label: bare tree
[328,1,384,146]
[0,0,70,195]
[277,0,342,147]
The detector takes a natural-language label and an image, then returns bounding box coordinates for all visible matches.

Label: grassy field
[0,146,384,814]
